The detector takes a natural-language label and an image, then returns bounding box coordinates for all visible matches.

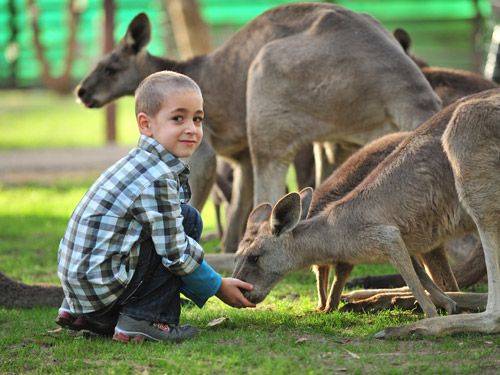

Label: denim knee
[180,204,203,242]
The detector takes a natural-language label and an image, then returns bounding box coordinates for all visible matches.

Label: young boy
[56,71,255,343]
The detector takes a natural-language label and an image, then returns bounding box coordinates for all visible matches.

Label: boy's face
[138,90,204,158]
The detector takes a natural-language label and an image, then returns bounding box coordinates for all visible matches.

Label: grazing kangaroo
[233,89,500,331]
[76,3,441,252]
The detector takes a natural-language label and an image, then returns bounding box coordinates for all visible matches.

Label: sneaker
[55,312,116,336]
[112,314,198,343]
[55,311,76,328]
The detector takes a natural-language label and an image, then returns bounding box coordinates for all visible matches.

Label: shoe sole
[55,316,78,330]
[56,315,114,336]
[112,328,191,343]
[113,332,148,343]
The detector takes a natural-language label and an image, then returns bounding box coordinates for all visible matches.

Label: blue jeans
[77,204,203,325]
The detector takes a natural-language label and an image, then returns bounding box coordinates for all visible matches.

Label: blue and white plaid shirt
[58,135,207,313]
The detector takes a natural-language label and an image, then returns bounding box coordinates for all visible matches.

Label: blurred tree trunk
[6,0,19,87]
[103,0,117,144]
[165,0,212,58]
[27,0,82,93]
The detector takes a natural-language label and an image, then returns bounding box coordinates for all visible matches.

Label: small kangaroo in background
[233,89,500,336]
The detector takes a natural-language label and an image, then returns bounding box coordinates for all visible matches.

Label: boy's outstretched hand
[216,278,256,308]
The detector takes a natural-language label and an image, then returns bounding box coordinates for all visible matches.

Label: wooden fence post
[104,0,116,144]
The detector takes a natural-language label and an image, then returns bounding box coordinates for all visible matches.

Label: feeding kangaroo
[233,89,500,336]
[75,3,441,252]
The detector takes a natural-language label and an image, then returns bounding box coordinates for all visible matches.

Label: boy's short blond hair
[135,71,202,117]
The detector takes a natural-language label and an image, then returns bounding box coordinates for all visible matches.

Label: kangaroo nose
[77,87,86,99]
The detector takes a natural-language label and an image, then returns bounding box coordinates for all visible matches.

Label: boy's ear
[137,112,152,136]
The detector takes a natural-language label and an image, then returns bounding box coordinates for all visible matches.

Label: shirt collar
[137,135,190,176]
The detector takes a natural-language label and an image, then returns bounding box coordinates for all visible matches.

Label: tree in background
[27,0,83,94]
[165,0,213,58]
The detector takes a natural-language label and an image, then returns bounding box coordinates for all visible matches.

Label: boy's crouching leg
[181,203,203,242]
[113,238,197,343]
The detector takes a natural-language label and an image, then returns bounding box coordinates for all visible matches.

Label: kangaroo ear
[393,28,411,53]
[124,13,151,54]
[299,187,314,220]
[247,203,272,227]
[271,192,301,236]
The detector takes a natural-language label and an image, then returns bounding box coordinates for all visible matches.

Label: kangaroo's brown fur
[309,131,460,312]
[233,89,500,336]
[76,3,441,252]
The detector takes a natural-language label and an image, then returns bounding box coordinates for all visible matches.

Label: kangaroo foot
[340,292,418,313]
[322,303,337,314]
[374,311,500,339]
[315,304,326,312]
[341,287,411,303]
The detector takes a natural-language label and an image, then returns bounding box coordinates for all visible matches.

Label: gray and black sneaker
[113,314,198,343]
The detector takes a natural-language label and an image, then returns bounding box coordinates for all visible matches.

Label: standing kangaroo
[233,89,500,336]
[76,3,441,252]
[384,89,500,337]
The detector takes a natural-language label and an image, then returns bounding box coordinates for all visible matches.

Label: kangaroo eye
[103,66,117,76]
[247,255,260,264]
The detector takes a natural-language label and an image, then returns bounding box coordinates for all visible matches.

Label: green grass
[1,90,499,373]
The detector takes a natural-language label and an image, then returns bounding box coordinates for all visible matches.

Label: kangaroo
[75,3,441,252]
[308,132,461,313]
[379,90,500,337]
[233,89,500,330]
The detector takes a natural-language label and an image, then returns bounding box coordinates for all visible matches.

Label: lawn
[0,90,498,373]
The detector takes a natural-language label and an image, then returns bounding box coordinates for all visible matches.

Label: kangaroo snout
[75,85,100,108]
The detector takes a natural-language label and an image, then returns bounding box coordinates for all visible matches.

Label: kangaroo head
[232,187,313,304]
[76,13,152,108]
